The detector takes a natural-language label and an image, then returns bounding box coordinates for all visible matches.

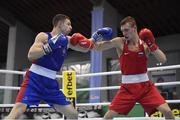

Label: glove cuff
[42,43,52,55]
[149,44,158,52]
[89,42,94,49]
[92,32,103,42]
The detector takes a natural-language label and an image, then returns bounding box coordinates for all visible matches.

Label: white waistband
[29,64,57,79]
[122,73,149,83]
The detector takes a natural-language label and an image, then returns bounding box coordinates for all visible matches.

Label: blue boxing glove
[43,33,68,55]
[92,27,113,42]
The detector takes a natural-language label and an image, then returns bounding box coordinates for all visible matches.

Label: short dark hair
[52,14,70,27]
[120,16,137,28]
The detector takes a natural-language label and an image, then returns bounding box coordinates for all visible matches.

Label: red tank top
[119,40,147,75]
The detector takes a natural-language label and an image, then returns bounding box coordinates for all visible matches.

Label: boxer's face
[121,23,135,41]
[58,19,72,35]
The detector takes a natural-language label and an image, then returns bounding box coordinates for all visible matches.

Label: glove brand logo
[81,41,87,45]
[124,52,129,55]
[138,52,144,55]
[138,52,144,57]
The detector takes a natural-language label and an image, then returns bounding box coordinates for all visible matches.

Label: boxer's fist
[43,33,68,54]
[139,28,158,52]
[70,33,94,49]
[92,27,113,42]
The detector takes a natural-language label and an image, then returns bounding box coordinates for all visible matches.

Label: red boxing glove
[70,33,85,45]
[78,39,94,49]
[70,33,94,49]
[139,28,158,52]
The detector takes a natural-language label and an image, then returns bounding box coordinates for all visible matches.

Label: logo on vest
[138,52,144,57]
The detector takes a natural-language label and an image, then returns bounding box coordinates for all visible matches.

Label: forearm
[70,44,89,53]
[28,45,45,61]
[152,48,167,64]
[93,41,114,51]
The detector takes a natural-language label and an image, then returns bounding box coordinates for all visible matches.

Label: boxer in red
[92,16,175,120]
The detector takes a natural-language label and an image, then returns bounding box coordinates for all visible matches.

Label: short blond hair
[120,16,137,28]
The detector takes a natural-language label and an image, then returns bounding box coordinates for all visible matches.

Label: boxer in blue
[5,14,113,120]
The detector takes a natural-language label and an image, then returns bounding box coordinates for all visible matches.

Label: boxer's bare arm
[139,28,167,64]
[93,37,123,51]
[143,40,167,64]
[152,49,167,63]
[69,44,90,52]
[28,32,47,61]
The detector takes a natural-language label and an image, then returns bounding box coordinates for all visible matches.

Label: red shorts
[109,80,165,115]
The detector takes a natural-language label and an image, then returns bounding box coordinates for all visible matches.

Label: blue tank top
[33,32,68,71]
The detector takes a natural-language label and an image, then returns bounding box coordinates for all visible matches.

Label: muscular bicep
[28,32,48,61]
[29,33,47,52]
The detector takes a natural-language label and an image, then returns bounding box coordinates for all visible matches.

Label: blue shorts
[16,70,70,106]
